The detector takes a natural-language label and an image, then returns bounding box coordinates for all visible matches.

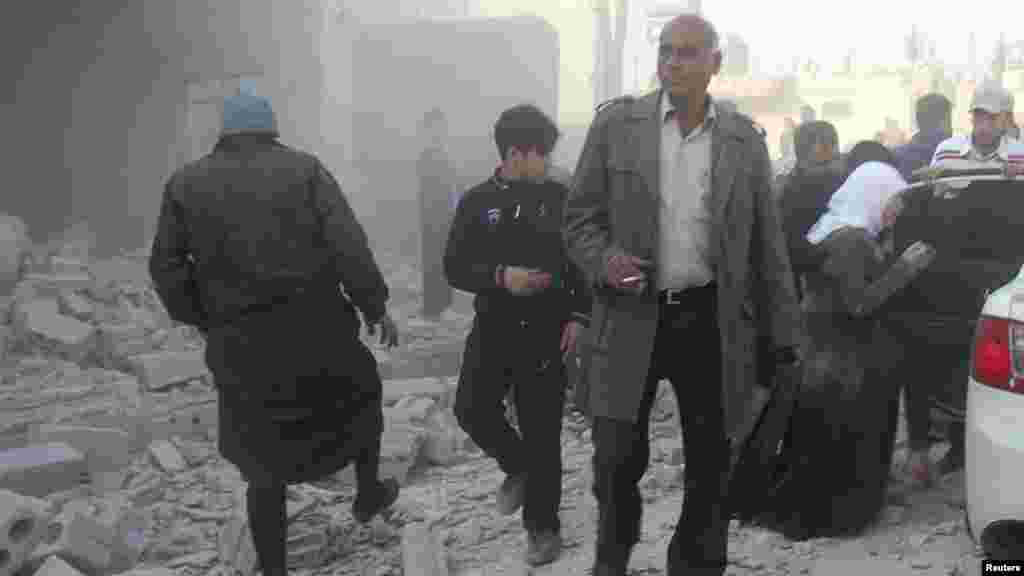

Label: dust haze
[0,1,1015,261]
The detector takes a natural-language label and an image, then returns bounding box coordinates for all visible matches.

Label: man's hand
[503,266,552,296]
[559,320,583,362]
[366,314,400,348]
[605,253,653,295]
[1006,162,1024,179]
[898,240,936,273]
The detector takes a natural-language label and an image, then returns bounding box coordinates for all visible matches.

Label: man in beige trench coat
[563,14,802,576]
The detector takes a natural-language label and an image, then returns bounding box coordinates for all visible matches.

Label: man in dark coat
[564,14,801,576]
[149,90,400,576]
[779,120,843,302]
[889,92,954,489]
[418,108,456,320]
[445,104,588,566]
[893,93,952,180]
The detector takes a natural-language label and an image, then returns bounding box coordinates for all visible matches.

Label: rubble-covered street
[0,245,991,576]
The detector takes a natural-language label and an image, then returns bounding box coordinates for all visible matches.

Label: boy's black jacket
[444,171,590,325]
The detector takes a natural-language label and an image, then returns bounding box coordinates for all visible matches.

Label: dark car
[884,170,1024,431]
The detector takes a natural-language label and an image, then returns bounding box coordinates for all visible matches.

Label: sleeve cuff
[570,312,591,327]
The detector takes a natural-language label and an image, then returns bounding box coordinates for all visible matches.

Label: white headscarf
[806,161,908,245]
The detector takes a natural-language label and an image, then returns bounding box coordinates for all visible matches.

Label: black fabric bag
[729,361,802,523]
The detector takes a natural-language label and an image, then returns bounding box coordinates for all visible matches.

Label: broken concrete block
[37,511,118,575]
[420,410,460,466]
[87,260,150,293]
[32,556,84,576]
[392,396,437,423]
[110,569,175,576]
[97,324,148,348]
[33,426,140,479]
[11,301,95,362]
[420,429,459,467]
[110,305,158,333]
[219,514,257,576]
[0,489,51,576]
[286,525,329,569]
[147,441,186,474]
[20,275,94,299]
[401,522,449,576]
[126,350,209,392]
[0,443,89,498]
[57,292,93,322]
[90,497,148,572]
[382,378,454,406]
[285,492,317,522]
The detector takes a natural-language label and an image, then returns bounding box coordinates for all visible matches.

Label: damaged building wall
[2,2,326,258]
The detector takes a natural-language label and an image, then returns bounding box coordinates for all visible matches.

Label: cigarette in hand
[622,275,644,284]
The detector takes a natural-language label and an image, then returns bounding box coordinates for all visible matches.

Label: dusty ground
[309,260,987,576]
[0,250,990,576]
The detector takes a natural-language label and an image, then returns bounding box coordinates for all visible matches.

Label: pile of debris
[0,242,483,576]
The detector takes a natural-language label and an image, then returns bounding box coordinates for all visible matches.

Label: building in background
[3,2,328,256]
[1,1,489,257]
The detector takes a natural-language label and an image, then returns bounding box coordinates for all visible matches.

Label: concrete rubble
[0,244,990,575]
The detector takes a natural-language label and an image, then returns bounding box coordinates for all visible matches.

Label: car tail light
[973,316,1024,392]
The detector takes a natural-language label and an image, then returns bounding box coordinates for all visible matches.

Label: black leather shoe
[525,530,562,566]
[589,562,627,576]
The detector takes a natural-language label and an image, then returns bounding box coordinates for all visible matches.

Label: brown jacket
[563,91,802,445]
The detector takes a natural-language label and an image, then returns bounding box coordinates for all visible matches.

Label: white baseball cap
[970,82,1014,115]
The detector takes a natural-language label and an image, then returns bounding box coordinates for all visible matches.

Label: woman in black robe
[739,141,934,540]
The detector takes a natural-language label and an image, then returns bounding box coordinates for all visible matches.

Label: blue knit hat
[221,87,278,136]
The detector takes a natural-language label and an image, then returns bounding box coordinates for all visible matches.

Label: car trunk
[884,179,1024,421]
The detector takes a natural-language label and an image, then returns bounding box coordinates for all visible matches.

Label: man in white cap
[929,82,1024,175]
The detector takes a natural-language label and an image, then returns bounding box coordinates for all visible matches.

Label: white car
[966,264,1024,558]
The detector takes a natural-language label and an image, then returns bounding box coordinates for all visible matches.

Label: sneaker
[525,530,562,566]
[352,478,400,524]
[497,473,526,516]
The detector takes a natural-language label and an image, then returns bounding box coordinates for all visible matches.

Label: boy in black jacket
[444,105,589,566]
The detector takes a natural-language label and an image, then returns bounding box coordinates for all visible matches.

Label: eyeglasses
[658,44,712,64]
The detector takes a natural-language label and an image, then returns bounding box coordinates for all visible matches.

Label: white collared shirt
[657,91,715,291]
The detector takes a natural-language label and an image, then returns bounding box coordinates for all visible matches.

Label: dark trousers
[244,422,381,576]
[887,322,934,452]
[592,284,730,575]
[454,317,566,533]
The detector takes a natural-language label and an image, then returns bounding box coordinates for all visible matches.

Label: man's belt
[659,283,716,306]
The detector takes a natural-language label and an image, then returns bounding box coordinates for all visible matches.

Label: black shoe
[352,478,400,524]
[497,473,526,516]
[525,530,562,566]
[589,562,627,576]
